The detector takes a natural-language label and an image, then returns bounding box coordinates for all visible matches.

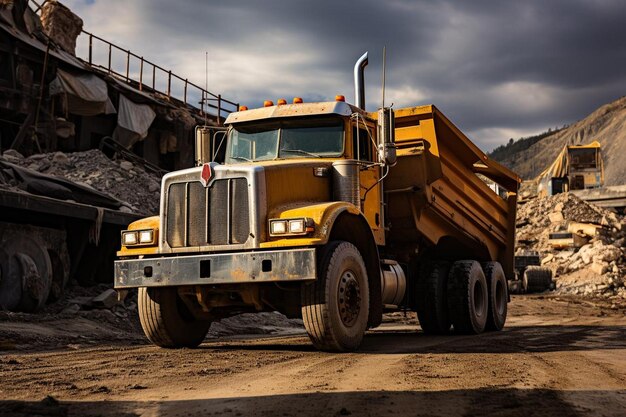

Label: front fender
[259,202,360,249]
[116,216,160,257]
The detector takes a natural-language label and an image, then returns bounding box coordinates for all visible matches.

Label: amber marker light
[277,98,287,105]
[239,105,248,111]
[335,95,345,102]
[264,100,274,107]
[293,97,303,104]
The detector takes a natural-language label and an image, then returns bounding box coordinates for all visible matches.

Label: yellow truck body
[115,56,520,351]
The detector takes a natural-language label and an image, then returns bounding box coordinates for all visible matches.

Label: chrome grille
[166,178,250,248]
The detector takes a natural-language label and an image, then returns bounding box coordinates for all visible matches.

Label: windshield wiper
[280,149,321,158]
[230,156,252,162]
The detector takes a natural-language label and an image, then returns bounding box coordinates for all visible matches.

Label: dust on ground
[1,295,624,417]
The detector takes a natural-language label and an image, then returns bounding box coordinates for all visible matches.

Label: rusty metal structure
[1,0,238,170]
[0,0,238,313]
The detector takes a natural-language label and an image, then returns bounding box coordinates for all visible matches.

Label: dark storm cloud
[68,0,626,149]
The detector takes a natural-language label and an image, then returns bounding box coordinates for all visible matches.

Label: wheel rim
[338,270,361,327]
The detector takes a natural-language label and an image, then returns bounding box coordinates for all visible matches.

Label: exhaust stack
[354,52,368,109]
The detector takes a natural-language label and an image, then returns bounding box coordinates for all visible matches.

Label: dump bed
[383,105,520,278]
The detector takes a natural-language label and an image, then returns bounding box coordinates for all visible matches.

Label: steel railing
[29,0,238,121]
[80,30,239,120]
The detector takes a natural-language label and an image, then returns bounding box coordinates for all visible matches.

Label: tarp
[112,94,156,148]
[0,160,122,209]
[49,69,116,116]
[117,94,156,138]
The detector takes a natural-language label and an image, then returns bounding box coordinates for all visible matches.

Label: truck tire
[523,266,553,293]
[138,287,211,348]
[301,241,370,352]
[481,262,508,331]
[416,261,451,334]
[447,260,488,334]
[0,234,52,312]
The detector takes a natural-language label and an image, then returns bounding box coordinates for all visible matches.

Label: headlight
[121,229,156,247]
[289,219,305,234]
[139,230,154,244]
[270,220,287,235]
[269,218,314,237]
[122,231,138,246]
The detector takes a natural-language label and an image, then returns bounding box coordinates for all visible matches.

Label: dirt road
[1,295,625,417]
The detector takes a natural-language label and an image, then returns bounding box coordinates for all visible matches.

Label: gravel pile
[1,149,161,215]
[516,193,625,302]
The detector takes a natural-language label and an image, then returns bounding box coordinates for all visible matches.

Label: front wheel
[301,241,370,352]
[138,287,211,348]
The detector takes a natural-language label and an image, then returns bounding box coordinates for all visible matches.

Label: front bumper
[114,248,316,289]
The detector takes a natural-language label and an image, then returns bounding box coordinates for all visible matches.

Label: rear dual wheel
[446,260,508,334]
[416,261,451,334]
[482,261,508,331]
[416,259,508,335]
[447,261,489,334]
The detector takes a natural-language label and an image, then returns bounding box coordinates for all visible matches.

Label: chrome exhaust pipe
[354,52,368,109]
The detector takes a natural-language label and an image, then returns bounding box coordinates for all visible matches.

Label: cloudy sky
[64,0,626,151]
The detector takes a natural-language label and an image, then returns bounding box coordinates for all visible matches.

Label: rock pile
[516,193,625,302]
[1,149,161,215]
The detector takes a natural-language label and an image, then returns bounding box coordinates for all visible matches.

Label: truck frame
[115,53,519,351]
[0,187,139,311]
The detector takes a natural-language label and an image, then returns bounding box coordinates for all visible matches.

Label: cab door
[352,122,384,245]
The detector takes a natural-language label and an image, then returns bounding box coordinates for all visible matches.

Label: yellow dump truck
[115,53,520,351]
[537,141,604,197]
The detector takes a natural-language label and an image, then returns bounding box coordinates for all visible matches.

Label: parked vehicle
[115,52,520,351]
[0,160,140,312]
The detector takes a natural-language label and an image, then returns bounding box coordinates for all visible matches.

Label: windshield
[226,118,344,163]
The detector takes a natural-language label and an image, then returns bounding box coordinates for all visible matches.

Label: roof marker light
[239,105,248,111]
[277,98,287,105]
[335,95,345,102]
[264,100,274,107]
[293,97,303,104]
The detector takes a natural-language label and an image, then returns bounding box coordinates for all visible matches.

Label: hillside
[491,95,626,185]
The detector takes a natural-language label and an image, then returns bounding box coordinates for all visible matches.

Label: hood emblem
[200,163,213,187]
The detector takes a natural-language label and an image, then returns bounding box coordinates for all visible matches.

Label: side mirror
[377,107,397,166]
[195,126,212,166]
[195,126,228,165]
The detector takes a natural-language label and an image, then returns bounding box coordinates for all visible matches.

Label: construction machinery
[508,252,554,294]
[115,52,520,351]
[0,162,140,312]
[537,141,603,197]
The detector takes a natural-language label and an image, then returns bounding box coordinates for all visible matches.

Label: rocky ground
[516,192,625,304]
[1,149,161,215]
[0,295,624,417]
[0,283,305,352]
